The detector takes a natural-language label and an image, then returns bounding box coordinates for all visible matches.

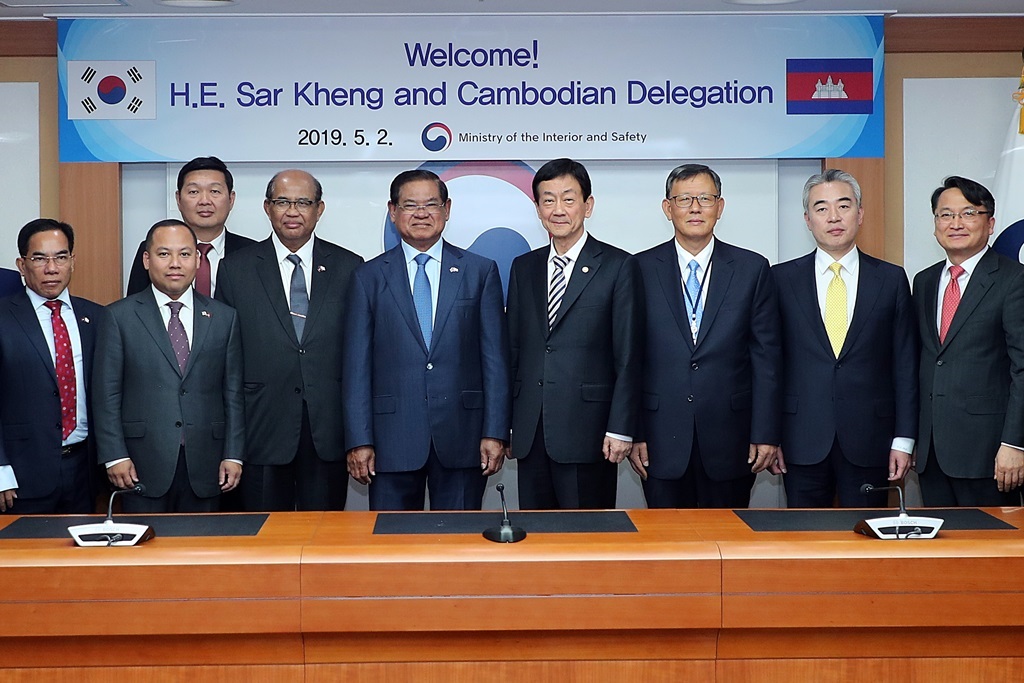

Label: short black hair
[265,170,323,203]
[532,158,592,202]
[930,176,995,217]
[665,163,723,198]
[177,156,233,193]
[144,219,197,252]
[18,218,74,256]
[389,169,449,205]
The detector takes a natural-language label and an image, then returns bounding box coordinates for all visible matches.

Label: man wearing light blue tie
[342,170,511,511]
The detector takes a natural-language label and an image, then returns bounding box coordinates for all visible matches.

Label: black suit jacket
[637,239,781,481]
[0,268,20,299]
[126,230,257,296]
[93,288,244,498]
[0,292,105,498]
[216,237,363,466]
[507,235,643,464]
[773,251,918,468]
[914,248,1024,478]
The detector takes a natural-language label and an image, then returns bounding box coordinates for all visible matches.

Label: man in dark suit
[126,156,256,297]
[216,169,363,511]
[343,170,510,510]
[772,169,918,508]
[0,219,104,514]
[506,158,643,510]
[94,220,244,513]
[630,164,781,509]
[914,175,1024,507]
[0,268,20,298]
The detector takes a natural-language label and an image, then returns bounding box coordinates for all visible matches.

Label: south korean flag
[67,61,157,120]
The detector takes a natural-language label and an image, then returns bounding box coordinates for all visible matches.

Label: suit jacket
[126,230,257,296]
[342,241,510,471]
[914,248,1024,478]
[215,236,363,466]
[773,251,918,468]
[92,288,244,498]
[507,235,643,464]
[637,239,781,481]
[0,268,21,299]
[0,292,104,498]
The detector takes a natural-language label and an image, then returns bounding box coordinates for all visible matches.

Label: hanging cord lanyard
[682,260,711,342]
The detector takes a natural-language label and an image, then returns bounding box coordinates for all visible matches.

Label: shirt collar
[202,228,226,254]
[675,235,715,272]
[25,286,72,312]
[815,246,859,276]
[548,231,588,263]
[402,238,444,265]
[152,284,195,311]
[944,245,988,277]
[271,232,315,268]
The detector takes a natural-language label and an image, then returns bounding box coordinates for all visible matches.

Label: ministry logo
[67,61,157,120]
[421,122,452,152]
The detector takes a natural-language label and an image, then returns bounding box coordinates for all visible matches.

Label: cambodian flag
[786,58,874,115]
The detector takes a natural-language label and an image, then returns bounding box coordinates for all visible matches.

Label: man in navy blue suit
[0,219,104,514]
[0,268,20,299]
[772,169,918,507]
[630,164,781,508]
[342,170,510,510]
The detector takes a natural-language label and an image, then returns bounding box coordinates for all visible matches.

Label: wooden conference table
[1,507,1023,682]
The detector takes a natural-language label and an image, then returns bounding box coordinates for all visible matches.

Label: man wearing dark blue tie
[343,170,510,510]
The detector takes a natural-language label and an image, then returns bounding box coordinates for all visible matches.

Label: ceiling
[0,0,1022,20]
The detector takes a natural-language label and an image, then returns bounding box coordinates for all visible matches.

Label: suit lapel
[784,253,833,356]
[550,236,601,334]
[304,238,334,338]
[183,293,213,380]
[653,240,692,348]
[72,298,97,387]
[431,241,463,354]
[842,253,882,357]
[942,249,997,349]
[522,248,549,337]
[134,289,182,376]
[10,294,58,385]
[384,245,428,353]
[695,243,733,347]
[255,240,298,344]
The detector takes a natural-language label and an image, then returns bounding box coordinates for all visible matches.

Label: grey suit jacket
[93,288,244,498]
[216,237,363,465]
[914,248,1024,479]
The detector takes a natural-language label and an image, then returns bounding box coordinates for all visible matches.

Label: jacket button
[936,360,944,366]
[691,363,698,370]
[687,395,694,402]
[294,387,301,394]
[175,421,182,428]
[546,346,552,353]
[426,363,434,370]
[537,380,543,387]
[298,348,305,355]
[180,389,187,395]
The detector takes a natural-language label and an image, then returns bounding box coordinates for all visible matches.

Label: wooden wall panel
[887,17,1024,54]
[59,162,122,303]
[825,157,886,259]
[0,20,55,57]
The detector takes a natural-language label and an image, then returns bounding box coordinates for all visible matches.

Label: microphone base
[483,523,527,543]
[68,521,155,547]
[854,515,943,540]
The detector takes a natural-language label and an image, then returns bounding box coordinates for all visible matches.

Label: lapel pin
[450,266,459,273]
[317,265,326,272]
[201,310,211,318]
[80,316,90,324]
[581,266,590,273]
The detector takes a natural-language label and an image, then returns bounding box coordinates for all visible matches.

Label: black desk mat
[374,510,637,534]
[0,513,269,539]
[735,508,1016,532]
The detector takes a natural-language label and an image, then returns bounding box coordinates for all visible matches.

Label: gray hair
[802,168,862,213]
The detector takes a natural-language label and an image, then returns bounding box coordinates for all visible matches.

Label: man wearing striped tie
[914,176,1024,507]
[506,158,643,510]
[773,169,918,508]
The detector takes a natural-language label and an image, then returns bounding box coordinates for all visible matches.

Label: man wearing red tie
[914,176,1024,506]
[0,219,105,514]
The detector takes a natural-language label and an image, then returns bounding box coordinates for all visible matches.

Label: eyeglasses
[397,201,444,214]
[25,254,72,268]
[934,209,990,223]
[668,194,720,209]
[268,198,318,211]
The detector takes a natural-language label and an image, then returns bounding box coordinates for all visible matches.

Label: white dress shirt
[199,228,227,298]
[675,236,715,331]
[402,238,443,326]
[272,233,315,308]
[934,246,987,333]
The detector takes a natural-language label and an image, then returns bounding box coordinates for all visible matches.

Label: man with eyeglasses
[629,163,781,509]
[772,169,918,508]
[125,156,256,297]
[342,170,510,510]
[914,175,1024,506]
[0,219,105,514]
[216,169,362,511]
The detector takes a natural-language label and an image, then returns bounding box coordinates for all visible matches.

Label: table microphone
[853,483,943,540]
[68,483,156,547]
[483,483,526,543]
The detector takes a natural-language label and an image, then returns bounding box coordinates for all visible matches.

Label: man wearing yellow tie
[772,169,919,507]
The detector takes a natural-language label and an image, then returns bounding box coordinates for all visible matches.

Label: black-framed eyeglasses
[268,198,318,211]
[934,209,990,222]
[668,194,720,209]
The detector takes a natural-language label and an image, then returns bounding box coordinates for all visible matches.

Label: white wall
[0,83,40,271]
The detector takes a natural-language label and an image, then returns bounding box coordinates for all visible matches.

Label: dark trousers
[241,402,348,512]
[918,441,1022,507]
[643,431,755,509]
[2,442,92,515]
[369,443,487,511]
[517,420,618,510]
[784,437,889,508]
[122,446,218,514]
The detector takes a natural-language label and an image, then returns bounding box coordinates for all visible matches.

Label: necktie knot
[197,243,213,257]
[286,253,302,267]
[167,301,184,318]
[829,262,843,277]
[414,252,431,267]
[553,255,569,271]
[949,264,965,280]
[44,300,62,315]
